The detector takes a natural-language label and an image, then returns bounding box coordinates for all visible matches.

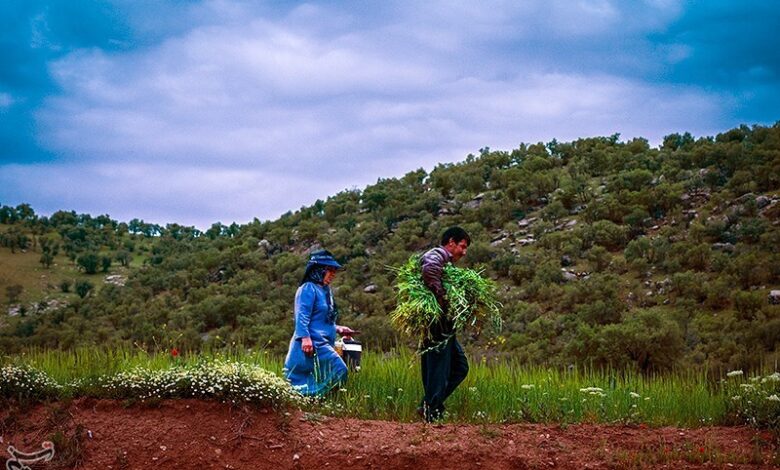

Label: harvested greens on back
[390,255,502,347]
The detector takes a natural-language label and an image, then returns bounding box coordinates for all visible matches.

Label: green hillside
[2,123,779,372]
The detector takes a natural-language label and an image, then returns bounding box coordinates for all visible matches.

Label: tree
[541,200,567,225]
[75,280,94,298]
[115,250,131,267]
[587,246,612,272]
[77,252,100,274]
[101,255,112,273]
[0,205,17,224]
[1,227,28,253]
[39,237,60,269]
[598,309,685,371]
[15,203,36,223]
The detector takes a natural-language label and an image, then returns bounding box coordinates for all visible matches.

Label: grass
[2,346,766,427]
[323,350,727,426]
[0,232,144,307]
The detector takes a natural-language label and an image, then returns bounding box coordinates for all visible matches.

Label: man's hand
[437,294,449,314]
[301,337,314,356]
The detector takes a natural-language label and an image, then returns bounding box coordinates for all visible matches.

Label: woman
[284,250,356,396]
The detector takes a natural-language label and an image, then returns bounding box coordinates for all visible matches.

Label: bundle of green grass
[390,255,502,346]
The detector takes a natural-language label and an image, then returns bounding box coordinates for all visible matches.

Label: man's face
[445,239,469,262]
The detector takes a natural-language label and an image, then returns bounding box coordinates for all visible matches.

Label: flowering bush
[723,371,780,432]
[80,360,306,408]
[0,364,62,401]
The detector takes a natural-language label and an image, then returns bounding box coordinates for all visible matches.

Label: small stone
[562,271,577,282]
[363,284,378,294]
[293,454,300,461]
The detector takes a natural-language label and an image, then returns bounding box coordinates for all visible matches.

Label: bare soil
[1,399,777,469]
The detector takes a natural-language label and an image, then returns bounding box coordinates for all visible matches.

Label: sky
[1,1,778,229]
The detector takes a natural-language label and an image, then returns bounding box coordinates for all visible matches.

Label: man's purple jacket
[421,246,455,341]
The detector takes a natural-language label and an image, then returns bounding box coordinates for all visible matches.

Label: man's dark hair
[441,226,470,246]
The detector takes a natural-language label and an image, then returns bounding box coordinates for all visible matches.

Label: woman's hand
[336,325,358,340]
[301,337,314,356]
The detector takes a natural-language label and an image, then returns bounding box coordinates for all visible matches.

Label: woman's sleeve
[294,283,316,340]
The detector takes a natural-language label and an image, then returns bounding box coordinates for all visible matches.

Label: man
[418,226,470,422]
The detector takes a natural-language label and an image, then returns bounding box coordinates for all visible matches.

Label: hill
[1,123,779,372]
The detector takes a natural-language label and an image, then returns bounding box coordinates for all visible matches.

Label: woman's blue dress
[283,282,347,396]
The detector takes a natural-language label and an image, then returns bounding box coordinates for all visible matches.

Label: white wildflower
[764,373,780,383]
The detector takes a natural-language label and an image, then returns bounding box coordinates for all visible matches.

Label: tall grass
[2,347,770,427]
[324,351,726,426]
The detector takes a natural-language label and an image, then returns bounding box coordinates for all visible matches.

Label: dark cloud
[0,1,135,163]
[1,1,778,227]
[649,0,780,122]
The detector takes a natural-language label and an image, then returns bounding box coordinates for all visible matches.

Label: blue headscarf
[301,265,328,285]
[300,250,341,323]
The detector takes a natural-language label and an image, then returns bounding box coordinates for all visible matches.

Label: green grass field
[0,243,80,305]
[5,347,776,427]
[0,226,149,306]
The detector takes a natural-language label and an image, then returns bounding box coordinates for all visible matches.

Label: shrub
[0,365,62,402]
[75,281,94,299]
[77,252,100,274]
[723,371,780,434]
[733,291,765,321]
[581,220,629,250]
[598,308,685,371]
[80,360,304,408]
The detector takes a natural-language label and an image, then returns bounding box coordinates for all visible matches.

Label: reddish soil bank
[1,399,777,469]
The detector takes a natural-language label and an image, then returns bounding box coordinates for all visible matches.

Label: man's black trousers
[420,336,469,421]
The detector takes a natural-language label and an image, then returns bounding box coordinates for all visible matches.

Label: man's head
[441,226,470,262]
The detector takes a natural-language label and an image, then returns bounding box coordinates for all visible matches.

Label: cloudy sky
[1,1,778,228]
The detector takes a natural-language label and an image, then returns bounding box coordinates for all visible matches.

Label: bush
[580,220,629,250]
[101,255,112,273]
[77,252,100,274]
[75,281,94,299]
[593,308,685,371]
[586,246,612,272]
[81,360,304,408]
[733,291,765,321]
[0,365,62,402]
[723,371,780,433]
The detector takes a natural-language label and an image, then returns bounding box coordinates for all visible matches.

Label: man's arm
[421,248,448,310]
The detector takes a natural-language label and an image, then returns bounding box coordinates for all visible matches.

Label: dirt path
[1,399,777,469]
